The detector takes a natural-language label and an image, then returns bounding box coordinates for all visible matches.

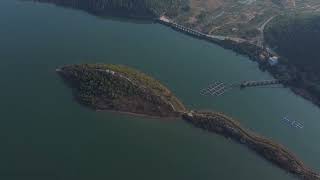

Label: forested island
[57,64,320,180]
[56,64,185,117]
[28,0,320,177]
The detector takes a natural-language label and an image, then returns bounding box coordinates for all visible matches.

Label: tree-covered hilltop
[265,13,320,68]
[57,64,186,117]
[34,0,188,18]
[264,13,320,104]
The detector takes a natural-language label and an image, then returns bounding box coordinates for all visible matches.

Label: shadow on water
[22,0,156,25]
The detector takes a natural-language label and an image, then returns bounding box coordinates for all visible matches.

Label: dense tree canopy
[36,0,188,17]
[57,64,186,116]
[265,13,320,69]
[264,13,320,99]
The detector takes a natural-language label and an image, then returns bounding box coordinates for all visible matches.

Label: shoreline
[182,111,320,180]
[96,109,182,121]
[31,0,320,109]
[57,64,186,120]
[155,17,320,108]
[57,63,320,179]
[13,1,320,179]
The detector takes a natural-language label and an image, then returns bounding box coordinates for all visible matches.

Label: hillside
[264,13,320,104]
[34,0,188,18]
[57,64,186,117]
[183,111,320,180]
[32,0,320,43]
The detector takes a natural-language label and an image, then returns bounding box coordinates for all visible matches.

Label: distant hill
[264,13,320,101]
[34,0,188,18]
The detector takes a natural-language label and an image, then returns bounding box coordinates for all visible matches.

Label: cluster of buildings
[259,49,279,66]
[268,56,279,66]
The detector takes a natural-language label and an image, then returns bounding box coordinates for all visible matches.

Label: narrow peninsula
[57,64,319,180]
[183,111,320,180]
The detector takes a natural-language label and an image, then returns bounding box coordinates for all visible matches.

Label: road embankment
[182,111,320,180]
[156,17,223,43]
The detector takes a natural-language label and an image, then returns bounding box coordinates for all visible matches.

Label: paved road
[257,15,276,47]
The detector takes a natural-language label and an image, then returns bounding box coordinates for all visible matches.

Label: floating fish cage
[282,117,304,129]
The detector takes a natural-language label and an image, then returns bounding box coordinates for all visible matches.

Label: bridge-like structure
[239,79,289,89]
[158,16,245,42]
[200,79,289,97]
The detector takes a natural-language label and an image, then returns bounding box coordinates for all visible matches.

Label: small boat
[281,116,304,129]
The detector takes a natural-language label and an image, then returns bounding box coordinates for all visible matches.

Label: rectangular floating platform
[282,117,304,129]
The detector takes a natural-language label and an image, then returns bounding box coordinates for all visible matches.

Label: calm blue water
[0,1,319,179]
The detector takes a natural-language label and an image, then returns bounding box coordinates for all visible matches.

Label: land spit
[182,111,320,180]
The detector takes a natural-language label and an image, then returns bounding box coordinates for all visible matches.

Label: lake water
[1,1,319,179]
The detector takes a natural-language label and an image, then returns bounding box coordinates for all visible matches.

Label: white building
[268,56,279,66]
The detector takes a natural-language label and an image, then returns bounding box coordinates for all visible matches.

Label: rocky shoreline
[182,111,320,180]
